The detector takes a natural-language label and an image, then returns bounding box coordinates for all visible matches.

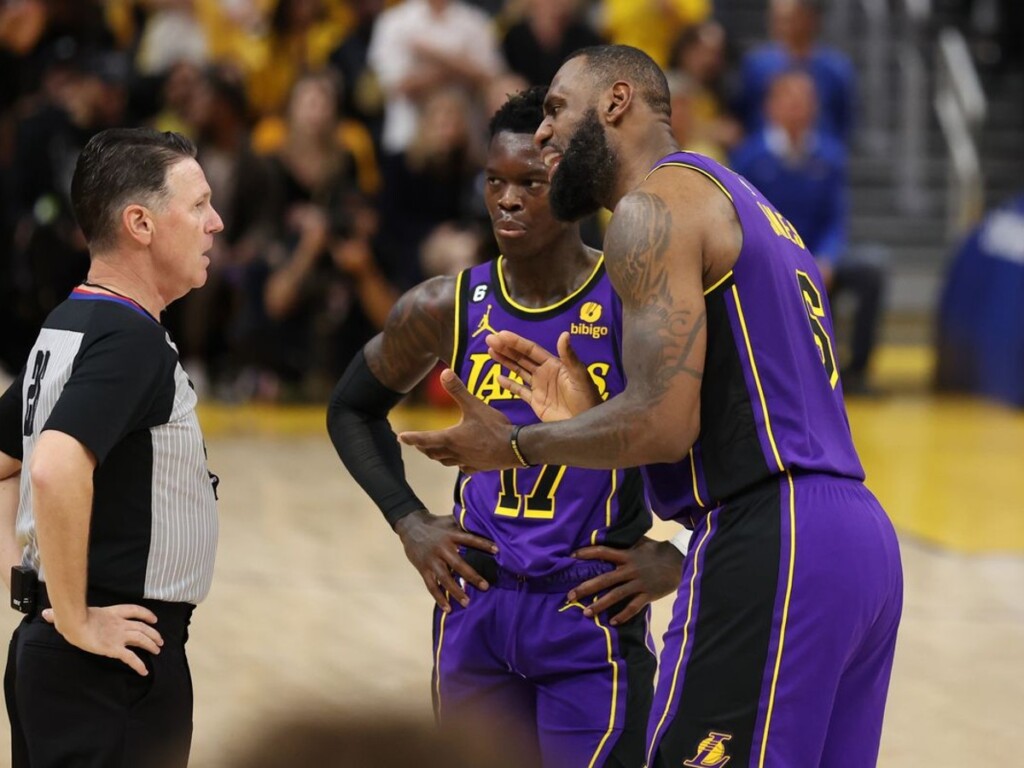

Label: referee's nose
[207,205,224,235]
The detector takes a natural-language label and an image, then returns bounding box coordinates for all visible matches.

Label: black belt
[33,583,195,639]
[462,549,616,594]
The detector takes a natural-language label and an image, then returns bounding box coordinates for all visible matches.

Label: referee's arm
[29,430,97,634]
[0,371,25,591]
[0,461,21,592]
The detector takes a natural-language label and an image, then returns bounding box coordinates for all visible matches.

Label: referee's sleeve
[0,368,26,460]
[43,326,173,465]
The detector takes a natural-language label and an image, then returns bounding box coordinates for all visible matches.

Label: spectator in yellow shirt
[599,0,710,66]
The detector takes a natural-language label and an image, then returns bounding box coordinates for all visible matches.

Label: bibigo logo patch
[580,301,602,322]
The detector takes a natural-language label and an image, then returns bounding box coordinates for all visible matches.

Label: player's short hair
[566,45,671,117]
[488,85,547,138]
[71,127,197,251]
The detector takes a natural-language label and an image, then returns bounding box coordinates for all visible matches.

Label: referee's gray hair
[71,128,196,252]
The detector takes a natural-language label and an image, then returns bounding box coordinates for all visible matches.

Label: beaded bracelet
[509,424,534,468]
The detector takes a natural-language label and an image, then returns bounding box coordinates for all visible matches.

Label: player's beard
[549,108,618,222]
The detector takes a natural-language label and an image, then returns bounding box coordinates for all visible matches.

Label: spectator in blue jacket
[732,69,883,393]
[737,0,855,143]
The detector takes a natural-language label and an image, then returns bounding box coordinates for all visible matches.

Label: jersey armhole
[449,269,470,378]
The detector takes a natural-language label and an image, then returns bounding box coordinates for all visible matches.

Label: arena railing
[896,0,931,216]
[934,26,986,238]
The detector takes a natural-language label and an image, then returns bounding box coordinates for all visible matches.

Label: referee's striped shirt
[0,289,219,605]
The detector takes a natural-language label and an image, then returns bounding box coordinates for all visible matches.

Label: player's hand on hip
[398,369,517,472]
[395,509,498,612]
[487,330,601,422]
[42,604,164,676]
[568,538,684,626]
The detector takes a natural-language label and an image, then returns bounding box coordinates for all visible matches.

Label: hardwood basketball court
[1,346,1021,766]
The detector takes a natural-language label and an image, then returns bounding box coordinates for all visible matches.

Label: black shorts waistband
[682,468,867,529]
[463,550,614,594]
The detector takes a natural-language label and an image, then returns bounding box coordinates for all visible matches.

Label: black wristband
[509,424,534,468]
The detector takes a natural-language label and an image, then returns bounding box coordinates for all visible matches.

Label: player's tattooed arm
[364,275,457,393]
[399,181,711,472]
[510,187,706,467]
[606,192,706,395]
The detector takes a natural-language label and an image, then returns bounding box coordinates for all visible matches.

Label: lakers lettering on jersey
[450,256,648,578]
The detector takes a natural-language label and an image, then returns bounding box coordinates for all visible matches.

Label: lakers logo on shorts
[580,301,602,323]
[682,731,732,767]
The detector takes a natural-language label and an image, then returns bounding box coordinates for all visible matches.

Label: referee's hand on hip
[42,604,164,676]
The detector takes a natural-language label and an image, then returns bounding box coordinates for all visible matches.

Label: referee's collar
[70,287,159,324]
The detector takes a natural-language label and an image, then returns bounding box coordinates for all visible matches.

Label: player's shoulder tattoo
[604,191,673,309]
[371,276,457,384]
[606,191,705,397]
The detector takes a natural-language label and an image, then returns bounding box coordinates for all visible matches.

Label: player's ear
[605,81,632,125]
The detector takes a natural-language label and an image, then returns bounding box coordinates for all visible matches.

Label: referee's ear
[122,204,154,247]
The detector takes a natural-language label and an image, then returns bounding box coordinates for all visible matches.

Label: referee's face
[151,157,224,300]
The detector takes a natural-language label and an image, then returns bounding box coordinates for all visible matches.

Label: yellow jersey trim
[588,468,618,546]
[457,475,472,529]
[605,469,617,529]
[645,161,735,203]
[450,270,465,367]
[731,285,785,472]
[758,471,797,767]
[496,254,605,314]
[646,512,716,766]
[704,269,734,297]
[688,449,705,508]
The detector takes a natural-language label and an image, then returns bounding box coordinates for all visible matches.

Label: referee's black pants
[4,598,195,768]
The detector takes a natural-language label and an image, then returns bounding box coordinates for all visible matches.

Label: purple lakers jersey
[641,152,866,523]
[452,256,649,577]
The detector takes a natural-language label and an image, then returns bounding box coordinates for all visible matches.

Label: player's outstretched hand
[42,604,164,676]
[487,330,601,422]
[568,538,684,626]
[398,369,518,473]
[395,509,498,613]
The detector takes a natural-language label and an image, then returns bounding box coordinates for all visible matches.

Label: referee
[0,128,223,767]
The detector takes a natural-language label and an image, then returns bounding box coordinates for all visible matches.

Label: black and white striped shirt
[0,289,218,604]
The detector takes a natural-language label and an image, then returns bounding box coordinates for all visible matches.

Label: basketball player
[327,88,683,767]
[399,46,904,767]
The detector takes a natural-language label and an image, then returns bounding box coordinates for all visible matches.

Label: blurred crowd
[0,0,892,400]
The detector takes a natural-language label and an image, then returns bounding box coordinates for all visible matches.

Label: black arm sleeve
[326,349,427,528]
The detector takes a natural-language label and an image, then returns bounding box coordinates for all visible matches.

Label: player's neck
[502,235,596,308]
[607,129,679,211]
